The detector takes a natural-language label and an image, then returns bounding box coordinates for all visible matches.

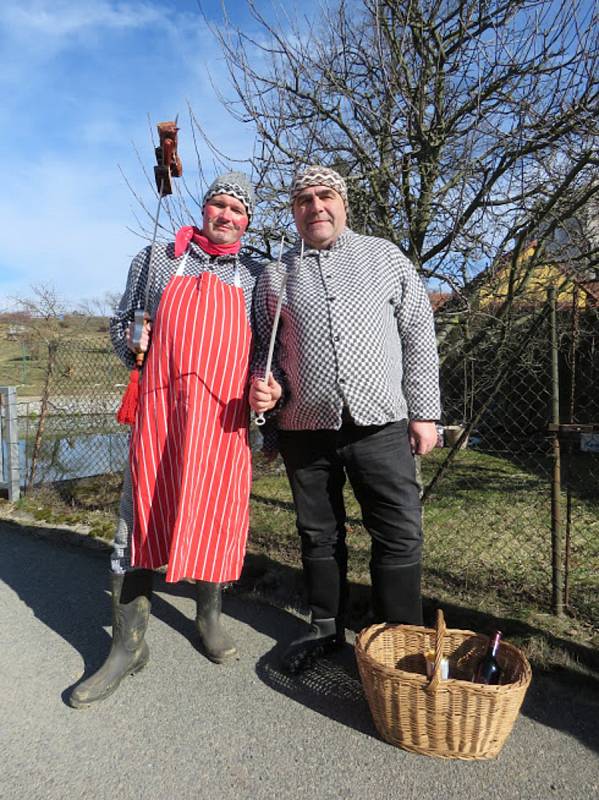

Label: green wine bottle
[473,630,503,685]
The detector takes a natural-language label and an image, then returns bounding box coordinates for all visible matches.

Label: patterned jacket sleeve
[394,252,442,421]
[244,256,264,350]
[109,246,151,369]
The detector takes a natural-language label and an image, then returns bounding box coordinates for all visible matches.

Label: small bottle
[472,630,503,685]
[425,650,449,680]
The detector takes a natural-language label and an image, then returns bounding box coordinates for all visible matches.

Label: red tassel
[116,368,140,425]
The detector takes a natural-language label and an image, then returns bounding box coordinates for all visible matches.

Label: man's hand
[126,319,151,354]
[249,374,282,414]
[408,420,438,456]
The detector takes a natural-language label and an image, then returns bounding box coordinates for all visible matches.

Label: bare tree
[77,290,123,319]
[205,0,598,285]
[193,0,599,477]
[16,283,66,326]
[123,0,598,400]
[13,284,68,488]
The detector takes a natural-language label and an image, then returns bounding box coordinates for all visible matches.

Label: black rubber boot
[281,617,345,674]
[370,561,423,625]
[69,570,152,709]
[195,581,237,664]
[281,556,346,675]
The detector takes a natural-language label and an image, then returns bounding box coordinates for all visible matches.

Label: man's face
[293,185,347,249]
[202,194,249,245]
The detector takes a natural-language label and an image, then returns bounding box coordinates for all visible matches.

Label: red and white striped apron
[129,250,252,583]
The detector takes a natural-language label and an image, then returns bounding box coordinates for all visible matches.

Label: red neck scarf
[174,226,241,258]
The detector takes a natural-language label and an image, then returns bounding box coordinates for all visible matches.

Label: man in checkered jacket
[250,165,441,674]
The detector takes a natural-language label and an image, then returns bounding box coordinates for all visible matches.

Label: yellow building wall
[478,247,586,309]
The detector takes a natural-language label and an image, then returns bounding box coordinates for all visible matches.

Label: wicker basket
[355,609,532,760]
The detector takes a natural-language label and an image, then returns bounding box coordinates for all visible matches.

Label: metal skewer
[255,236,302,426]
[131,114,179,365]
[130,178,165,366]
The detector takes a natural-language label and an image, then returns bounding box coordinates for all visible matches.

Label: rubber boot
[281,556,346,675]
[69,570,152,709]
[195,581,237,664]
[370,561,423,625]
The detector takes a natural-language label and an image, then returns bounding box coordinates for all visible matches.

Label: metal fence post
[564,285,580,608]
[0,386,20,502]
[549,288,564,616]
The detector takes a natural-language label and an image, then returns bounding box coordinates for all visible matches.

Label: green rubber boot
[69,570,152,709]
[195,581,237,664]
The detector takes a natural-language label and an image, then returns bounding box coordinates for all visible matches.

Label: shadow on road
[225,593,377,739]
[1,519,597,756]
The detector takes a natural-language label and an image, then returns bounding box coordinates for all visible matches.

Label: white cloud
[4,1,162,39]
[0,1,165,96]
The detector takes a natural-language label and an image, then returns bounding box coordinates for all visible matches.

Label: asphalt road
[0,521,597,800]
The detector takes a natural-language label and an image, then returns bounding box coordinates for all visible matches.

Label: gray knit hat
[203,171,255,221]
[290,165,348,209]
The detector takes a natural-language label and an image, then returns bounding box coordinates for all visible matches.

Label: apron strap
[175,250,190,276]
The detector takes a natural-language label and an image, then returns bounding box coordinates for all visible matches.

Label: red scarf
[174,226,241,258]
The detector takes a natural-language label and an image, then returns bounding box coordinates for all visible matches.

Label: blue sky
[0,0,270,311]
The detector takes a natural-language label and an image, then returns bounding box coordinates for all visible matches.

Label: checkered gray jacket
[109,241,262,369]
[251,228,441,430]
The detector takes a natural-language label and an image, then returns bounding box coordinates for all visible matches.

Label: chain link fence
[2,298,598,627]
[424,290,599,627]
[16,337,130,486]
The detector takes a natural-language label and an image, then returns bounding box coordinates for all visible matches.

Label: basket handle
[425,609,446,693]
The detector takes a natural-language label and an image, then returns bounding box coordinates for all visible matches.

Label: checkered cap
[290,165,349,209]
[203,171,255,220]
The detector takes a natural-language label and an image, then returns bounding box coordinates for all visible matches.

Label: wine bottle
[472,630,503,685]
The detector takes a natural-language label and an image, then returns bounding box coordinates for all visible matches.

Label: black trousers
[279,420,422,569]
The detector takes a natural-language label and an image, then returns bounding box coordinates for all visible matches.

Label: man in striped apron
[70,173,260,708]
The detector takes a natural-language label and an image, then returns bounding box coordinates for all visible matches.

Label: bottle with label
[472,630,503,685]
